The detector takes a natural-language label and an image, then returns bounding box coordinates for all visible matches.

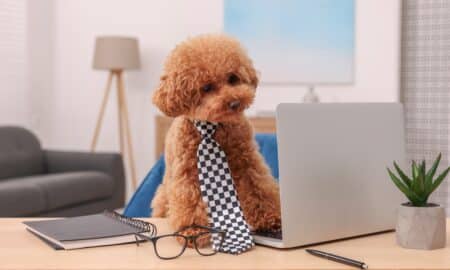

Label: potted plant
[387,153,449,249]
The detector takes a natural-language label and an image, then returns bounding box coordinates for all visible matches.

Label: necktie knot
[194,120,218,138]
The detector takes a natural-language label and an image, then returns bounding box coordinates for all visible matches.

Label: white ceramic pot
[396,203,446,250]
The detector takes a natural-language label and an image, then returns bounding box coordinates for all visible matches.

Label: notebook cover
[23,213,142,242]
[26,228,64,250]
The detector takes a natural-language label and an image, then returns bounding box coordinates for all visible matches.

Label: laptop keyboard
[253,229,283,240]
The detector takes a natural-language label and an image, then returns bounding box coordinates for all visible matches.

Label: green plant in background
[387,153,450,207]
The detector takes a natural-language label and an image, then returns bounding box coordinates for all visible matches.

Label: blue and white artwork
[224,0,355,84]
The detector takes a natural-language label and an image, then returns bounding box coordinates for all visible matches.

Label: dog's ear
[239,66,259,88]
[152,72,200,117]
[152,75,184,117]
[250,67,259,88]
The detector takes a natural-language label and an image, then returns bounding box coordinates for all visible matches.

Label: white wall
[46,0,223,198]
[27,0,54,140]
[35,0,400,199]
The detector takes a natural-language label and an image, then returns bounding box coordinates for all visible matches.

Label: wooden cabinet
[155,115,276,158]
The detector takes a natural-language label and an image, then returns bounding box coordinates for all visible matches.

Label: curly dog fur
[151,34,281,240]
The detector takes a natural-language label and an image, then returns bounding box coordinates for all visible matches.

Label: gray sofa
[0,126,125,217]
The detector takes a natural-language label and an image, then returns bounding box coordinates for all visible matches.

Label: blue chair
[124,134,278,217]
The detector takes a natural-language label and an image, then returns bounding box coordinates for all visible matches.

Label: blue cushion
[123,158,165,217]
[255,134,279,180]
[123,133,278,217]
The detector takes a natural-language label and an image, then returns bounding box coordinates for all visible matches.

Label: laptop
[253,103,406,248]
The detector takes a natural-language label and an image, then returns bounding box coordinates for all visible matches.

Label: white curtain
[0,0,29,125]
[401,0,450,214]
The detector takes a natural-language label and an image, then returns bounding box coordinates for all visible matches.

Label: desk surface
[1,218,449,270]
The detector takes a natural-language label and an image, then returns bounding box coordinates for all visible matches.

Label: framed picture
[224,0,355,84]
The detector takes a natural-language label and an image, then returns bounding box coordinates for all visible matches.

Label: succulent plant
[387,153,450,207]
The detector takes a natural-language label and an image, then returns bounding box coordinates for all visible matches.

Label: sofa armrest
[43,150,126,208]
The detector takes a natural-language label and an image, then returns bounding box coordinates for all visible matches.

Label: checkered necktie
[194,120,254,254]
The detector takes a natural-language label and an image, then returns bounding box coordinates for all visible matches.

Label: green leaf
[387,168,423,205]
[394,161,411,187]
[412,161,419,180]
[426,153,441,192]
[419,160,426,195]
[411,161,426,198]
[430,166,450,194]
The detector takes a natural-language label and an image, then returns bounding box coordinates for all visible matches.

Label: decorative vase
[396,203,446,250]
[302,86,320,103]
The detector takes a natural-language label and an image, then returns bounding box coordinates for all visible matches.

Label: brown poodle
[151,34,281,241]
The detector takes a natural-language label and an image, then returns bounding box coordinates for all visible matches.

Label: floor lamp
[91,36,140,190]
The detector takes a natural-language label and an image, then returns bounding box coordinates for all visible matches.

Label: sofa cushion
[0,180,46,216]
[0,127,44,180]
[1,171,114,214]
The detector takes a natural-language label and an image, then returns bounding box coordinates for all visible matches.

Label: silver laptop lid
[276,103,405,248]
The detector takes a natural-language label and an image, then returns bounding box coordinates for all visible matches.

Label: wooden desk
[155,115,276,158]
[1,218,450,270]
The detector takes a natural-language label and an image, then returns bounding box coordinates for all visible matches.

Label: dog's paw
[251,212,282,232]
[265,214,282,231]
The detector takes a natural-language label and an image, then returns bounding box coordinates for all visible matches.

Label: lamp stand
[91,70,138,190]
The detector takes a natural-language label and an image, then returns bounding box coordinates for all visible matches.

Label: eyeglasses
[135,225,226,260]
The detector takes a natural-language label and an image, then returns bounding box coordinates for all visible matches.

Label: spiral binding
[103,210,157,237]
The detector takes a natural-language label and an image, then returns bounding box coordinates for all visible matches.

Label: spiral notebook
[23,211,156,250]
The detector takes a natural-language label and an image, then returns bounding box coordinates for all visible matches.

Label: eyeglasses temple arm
[174,224,227,235]
[193,224,226,234]
[134,234,141,246]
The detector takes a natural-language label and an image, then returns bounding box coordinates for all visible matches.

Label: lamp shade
[93,36,140,70]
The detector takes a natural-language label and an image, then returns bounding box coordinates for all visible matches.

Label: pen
[306,249,368,269]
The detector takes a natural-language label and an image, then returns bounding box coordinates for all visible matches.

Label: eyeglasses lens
[195,232,223,255]
[155,235,186,259]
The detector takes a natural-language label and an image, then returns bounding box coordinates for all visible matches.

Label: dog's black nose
[229,100,241,111]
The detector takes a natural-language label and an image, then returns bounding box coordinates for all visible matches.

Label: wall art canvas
[224,0,355,84]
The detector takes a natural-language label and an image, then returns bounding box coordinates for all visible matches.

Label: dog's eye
[202,83,214,93]
[227,73,240,85]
